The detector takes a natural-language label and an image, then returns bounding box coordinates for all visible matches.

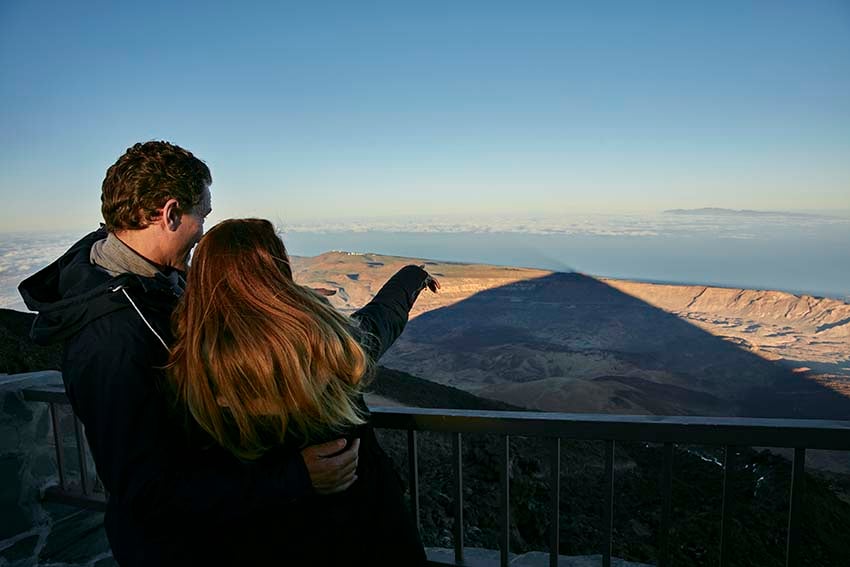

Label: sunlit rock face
[293,252,850,419]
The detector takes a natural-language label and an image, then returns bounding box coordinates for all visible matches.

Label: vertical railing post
[659,442,674,567]
[500,435,510,567]
[407,430,420,532]
[49,403,67,491]
[603,440,615,567]
[785,447,806,567]
[74,417,90,495]
[719,445,737,567]
[452,432,464,565]
[549,437,560,567]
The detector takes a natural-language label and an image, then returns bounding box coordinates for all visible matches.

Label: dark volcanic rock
[369,372,850,565]
[0,309,62,374]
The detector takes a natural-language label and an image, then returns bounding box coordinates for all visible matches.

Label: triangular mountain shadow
[381,272,850,420]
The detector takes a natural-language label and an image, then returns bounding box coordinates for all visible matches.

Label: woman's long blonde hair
[168,218,368,460]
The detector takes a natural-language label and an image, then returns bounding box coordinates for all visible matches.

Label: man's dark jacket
[19,228,428,565]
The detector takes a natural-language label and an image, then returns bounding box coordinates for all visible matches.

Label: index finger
[311,287,337,296]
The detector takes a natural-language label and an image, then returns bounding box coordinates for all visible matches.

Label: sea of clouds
[282,210,848,239]
[2,211,848,311]
[0,231,80,311]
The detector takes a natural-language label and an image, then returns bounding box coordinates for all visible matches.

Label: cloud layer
[3,211,848,310]
[0,232,79,311]
[282,210,848,239]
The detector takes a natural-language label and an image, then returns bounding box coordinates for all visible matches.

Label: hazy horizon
[3,208,849,312]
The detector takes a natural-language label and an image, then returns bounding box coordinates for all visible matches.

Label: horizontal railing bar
[370,408,850,450]
[25,386,850,450]
[22,385,68,404]
[43,485,106,512]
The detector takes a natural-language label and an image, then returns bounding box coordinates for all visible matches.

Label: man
[19,141,359,565]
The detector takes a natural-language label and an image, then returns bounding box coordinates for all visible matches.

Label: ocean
[2,212,849,311]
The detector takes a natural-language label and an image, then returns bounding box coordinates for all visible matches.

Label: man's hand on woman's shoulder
[301,437,360,494]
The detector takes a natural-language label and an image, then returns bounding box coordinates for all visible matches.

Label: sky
[1,0,849,232]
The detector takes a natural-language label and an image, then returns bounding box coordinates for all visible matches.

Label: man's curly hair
[101,141,212,231]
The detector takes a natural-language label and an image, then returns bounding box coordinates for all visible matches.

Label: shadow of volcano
[382,272,850,420]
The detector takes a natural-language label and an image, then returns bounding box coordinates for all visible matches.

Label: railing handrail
[26,385,850,450]
[369,406,850,450]
[21,385,68,404]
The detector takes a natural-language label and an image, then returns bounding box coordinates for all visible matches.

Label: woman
[167,218,438,565]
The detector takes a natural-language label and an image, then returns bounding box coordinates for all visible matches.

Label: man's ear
[161,198,182,231]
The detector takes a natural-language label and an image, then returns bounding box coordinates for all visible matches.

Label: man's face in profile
[174,185,212,270]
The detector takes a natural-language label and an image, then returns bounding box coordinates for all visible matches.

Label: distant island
[663,207,828,218]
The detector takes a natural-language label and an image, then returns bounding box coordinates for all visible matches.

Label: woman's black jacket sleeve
[351,265,430,361]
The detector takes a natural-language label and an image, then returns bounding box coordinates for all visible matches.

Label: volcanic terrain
[292,252,850,421]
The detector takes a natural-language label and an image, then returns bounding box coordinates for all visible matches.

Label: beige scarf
[90,232,161,278]
[91,232,186,295]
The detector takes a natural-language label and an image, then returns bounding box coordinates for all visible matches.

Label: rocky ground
[371,368,850,566]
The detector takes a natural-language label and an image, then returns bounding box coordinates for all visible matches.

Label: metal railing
[22,386,850,567]
[371,408,850,567]
[22,385,107,511]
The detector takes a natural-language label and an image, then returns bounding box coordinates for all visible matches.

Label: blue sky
[1,1,849,231]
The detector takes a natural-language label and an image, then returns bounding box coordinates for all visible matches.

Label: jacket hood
[18,228,175,345]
